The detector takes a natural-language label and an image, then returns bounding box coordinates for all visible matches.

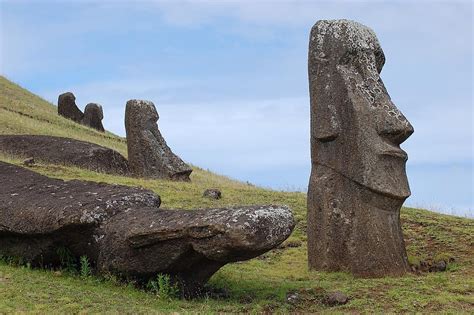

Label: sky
[0,0,472,216]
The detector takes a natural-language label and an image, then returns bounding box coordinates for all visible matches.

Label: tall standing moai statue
[307,19,414,277]
[125,99,192,181]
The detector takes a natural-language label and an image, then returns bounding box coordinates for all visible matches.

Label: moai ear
[313,103,340,142]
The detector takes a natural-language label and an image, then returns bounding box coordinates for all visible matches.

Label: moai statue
[125,99,192,181]
[58,92,84,123]
[307,19,414,277]
[82,103,105,132]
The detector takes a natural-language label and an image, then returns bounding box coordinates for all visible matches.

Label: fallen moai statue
[0,135,129,175]
[125,99,193,181]
[307,20,414,277]
[57,92,105,132]
[0,161,295,296]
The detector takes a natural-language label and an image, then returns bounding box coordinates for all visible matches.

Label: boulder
[82,103,105,132]
[307,20,414,277]
[0,135,129,175]
[58,92,84,123]
[0,161,295,296]
[125,99,192,181]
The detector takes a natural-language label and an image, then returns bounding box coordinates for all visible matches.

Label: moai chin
[307,19,414,277]
[125,99,192,181]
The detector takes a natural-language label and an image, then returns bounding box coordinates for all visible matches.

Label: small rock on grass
[324,291,349,306]
[286,292,300,305]
[203,188,222,200]
[429,260,447,272]
[23,157,35,167]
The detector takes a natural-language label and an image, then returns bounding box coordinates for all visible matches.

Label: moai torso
[307,20,414,277]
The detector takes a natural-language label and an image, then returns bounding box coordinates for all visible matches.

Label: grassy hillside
[0,75,473,313]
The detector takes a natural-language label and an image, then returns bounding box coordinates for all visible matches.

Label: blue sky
[1,0,472,216]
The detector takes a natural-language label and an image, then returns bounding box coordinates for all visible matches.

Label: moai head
[84,103,104,121]
[58,92,84,123]
[309,19,414,199]
[83,103,105,132]
[125,99,192,181]
[125,100,159,134]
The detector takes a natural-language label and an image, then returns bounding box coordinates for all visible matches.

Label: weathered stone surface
[324,291,349,306]
[82,103,105,132]
[307,20,414,277]
[125,99,192,181]
[0,162,294,295]
[58,92,84,123]
[0,135,129,175]
[203,188,222,200]
[429,260,447,272]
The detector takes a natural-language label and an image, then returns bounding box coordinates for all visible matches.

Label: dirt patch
[0,135,129,175]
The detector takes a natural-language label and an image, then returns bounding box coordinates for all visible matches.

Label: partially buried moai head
[125,100,159,132]
[309,19,414,199]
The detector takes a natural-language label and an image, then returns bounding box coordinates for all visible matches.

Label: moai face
[309,20,414,199]
[126,100,159,132]
[125,99,192,181]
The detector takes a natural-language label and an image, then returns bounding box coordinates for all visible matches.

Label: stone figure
[58,92,84,123]
[0,161,294,296]
[307,19,414,277]
[125,99,192,181]
[82,103,105,132]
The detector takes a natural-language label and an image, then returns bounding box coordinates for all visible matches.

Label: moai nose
[377,100,414,145]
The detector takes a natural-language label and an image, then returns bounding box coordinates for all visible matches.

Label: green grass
[0,75,473,313]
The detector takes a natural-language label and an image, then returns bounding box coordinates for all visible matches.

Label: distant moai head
[58,92,84,123]
[82,103,105,132]
[309,19,414,199]
[84,103,104,120]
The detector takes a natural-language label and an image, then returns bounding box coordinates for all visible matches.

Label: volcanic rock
[0,135,129,175]
[58,92,84,123]
[429,260,447,272]
[324,291,349,306]
[307,20,414,277]
[125,99,192,181]
[203,188,222,200]
[0,161,295,296]
[82,103,105,132]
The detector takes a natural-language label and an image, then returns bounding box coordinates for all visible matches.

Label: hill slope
[0,76,473,313]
